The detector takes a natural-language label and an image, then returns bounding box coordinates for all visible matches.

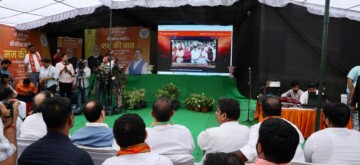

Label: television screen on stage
[157,25,233,76]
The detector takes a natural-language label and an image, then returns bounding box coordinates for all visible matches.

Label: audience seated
[197,98,249,164]
[235,96,305,163]
[71,100,114,147]
[18,97,93,165]
[204,152,244,165]
[146,97,195,165]
[246,118,299,165]
[281,81,303,103]
[19,91,53,139]
[304,102,360,164]
[103,114,173,165]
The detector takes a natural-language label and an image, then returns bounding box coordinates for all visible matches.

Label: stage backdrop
[84,27,150,69]
[0,24,50,85]
[57,37,83,59]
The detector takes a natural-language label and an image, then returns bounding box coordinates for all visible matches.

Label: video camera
[0,100,14,118]
[77,60,86,69]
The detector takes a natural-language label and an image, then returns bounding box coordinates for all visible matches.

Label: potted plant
[155,82,180,110]
[123,88,146,110]
[184,93,215,113]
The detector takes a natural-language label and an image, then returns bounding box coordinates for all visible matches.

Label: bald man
[71,100,114,147]
[19,91,53,139]
[145,97,195,165]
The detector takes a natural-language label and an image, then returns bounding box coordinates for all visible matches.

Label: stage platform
[71,74,257,162]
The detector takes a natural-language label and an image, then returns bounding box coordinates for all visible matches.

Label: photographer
[74,60,91,106]
[96,53,116,106]
[0,85,19,164]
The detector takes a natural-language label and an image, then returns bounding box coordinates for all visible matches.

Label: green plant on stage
[155,82,180,101]
[184,93,215,112]
[122,88,146,109]
[155,82,180,110]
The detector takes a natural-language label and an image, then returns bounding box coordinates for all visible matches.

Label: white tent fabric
[99,0,239,9]
[260,0,360,22]
[2,0,360,30]
[0,0,102,30]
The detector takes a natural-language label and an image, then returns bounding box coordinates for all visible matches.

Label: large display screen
[158,25,233,76]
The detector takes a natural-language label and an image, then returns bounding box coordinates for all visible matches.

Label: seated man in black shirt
[18,97,94,165]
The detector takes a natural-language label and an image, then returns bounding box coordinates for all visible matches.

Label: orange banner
[57,37,83,59]
[84,27,151,70]
[0,24,50,85]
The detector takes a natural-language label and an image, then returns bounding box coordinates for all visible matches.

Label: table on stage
[254,101,352,138]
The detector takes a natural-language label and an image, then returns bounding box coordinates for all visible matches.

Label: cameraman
[74,60,91,106]
[0,85,19,164]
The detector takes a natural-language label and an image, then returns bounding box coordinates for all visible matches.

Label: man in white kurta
[299,83,317,104]
[103,114,173,165]
[197,98,249,164]
[146,97,194,165]
[19,91,53,139]
[236,96,305,163]
[304,102,360,165]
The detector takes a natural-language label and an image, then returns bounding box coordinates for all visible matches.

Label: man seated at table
[281,81,303,103]
[146,97,194,165]
[234,96,305,163]
[304,102,360,164]
[103,114,173,165]
[198,98,249,164]
[71,100,114,147]
[299,82,317,104]
[246,118,299,165]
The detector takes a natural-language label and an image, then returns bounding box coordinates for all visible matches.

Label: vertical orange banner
[84,27,150,70]
[57,37,83,59]
[0,24,50,85]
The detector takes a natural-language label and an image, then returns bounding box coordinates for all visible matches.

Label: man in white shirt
[55,54,74,100]
[19,91,53,139]
[103,114,173,165]
[247,118,300,165]
[39,58,58,95]
[146,97,194,165]
[24,44,42,87]
[235,96,305,163]
[281,81,303,103]
[299,83,317,104]
[304,102,360,164]
[197,98,249,164]
[125,49,149,74]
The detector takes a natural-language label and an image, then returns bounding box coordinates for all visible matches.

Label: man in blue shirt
[18,97,93,165]
[71,100,114,147]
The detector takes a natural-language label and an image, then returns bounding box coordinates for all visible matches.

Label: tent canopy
[1,0,360,30]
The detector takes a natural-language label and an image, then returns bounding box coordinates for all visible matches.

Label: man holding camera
[74,60,91,107]
[0,85,19,164]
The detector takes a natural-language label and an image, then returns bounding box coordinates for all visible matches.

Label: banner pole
[315,0,330,131]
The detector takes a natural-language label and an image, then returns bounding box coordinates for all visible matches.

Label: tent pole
[315,0,330,131]
[109,6,113,47]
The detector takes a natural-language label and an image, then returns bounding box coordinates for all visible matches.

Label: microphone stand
[242,67,256,124]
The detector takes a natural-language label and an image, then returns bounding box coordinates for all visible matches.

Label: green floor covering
[71,74,257,162]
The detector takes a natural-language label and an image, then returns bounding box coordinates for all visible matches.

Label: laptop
[305,93,327,108]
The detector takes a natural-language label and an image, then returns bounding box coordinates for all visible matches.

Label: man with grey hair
[19,91,53,139]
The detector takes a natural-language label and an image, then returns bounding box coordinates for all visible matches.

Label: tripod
[72,70,86,115]
[241,67,256,125]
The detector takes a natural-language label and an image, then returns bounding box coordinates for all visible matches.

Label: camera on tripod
[77,60,86,69]
[0,100,14,118]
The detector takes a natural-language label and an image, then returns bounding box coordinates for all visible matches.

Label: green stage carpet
[71,74,257,162]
